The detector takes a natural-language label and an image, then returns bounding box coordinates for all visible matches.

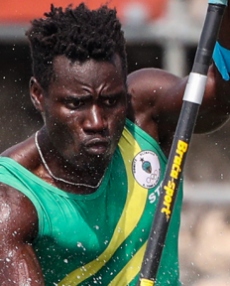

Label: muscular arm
[0,184,44,285]
[127,3,230,155]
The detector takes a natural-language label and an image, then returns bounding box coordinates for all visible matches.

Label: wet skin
[30,54,127,182]
[1,6,230,285]
[0,54,129,286]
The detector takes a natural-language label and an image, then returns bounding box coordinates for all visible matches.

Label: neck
[35,131,106,190]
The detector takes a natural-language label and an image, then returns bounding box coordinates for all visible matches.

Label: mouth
[84,137,110,155]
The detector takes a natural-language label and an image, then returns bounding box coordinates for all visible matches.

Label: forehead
[51,54,125,89]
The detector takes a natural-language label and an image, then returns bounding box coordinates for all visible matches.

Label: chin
[87,153,112,170]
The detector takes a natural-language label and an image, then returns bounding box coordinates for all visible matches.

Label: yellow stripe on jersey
[59,127,149,286]
[108,242,147,286]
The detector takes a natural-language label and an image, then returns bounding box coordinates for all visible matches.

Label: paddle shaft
[137,3,226,285]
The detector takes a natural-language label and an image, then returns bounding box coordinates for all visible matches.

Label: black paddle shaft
[137,4,226,285]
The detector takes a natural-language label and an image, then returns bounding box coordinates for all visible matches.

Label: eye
[65,99,84,109]
[104,97,118,106]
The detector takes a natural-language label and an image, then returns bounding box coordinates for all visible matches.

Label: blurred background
[1,0,230,285]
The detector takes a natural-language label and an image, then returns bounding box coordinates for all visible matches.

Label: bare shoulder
[127,68,185,119]
[0,135,39,241]
[0,183,38,243]
[126,68,186,143]
[1,134,39,171]
[127,68,182,99]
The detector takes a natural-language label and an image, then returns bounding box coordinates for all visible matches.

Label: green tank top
[0,119,182,286]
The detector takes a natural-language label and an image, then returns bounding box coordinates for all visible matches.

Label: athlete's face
[32,55,127,170]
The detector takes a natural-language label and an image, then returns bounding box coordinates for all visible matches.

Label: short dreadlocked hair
[26,3,127,90]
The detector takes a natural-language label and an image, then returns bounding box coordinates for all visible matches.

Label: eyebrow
[100,90,126,97]
[63,94,93,100]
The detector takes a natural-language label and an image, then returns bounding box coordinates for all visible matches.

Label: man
[0,2,229,286]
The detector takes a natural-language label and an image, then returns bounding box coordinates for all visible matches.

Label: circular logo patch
[132,150,160,189]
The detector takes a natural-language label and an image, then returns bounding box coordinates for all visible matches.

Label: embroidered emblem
[132,150,160,189]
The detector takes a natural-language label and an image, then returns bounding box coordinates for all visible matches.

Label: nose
[83,105,107,133]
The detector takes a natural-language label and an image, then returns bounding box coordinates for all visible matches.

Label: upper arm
[127,68,186,145]
[0,184,44,285]
[127,4,230,138]
[127,66,230,150]
[127,68,184,118]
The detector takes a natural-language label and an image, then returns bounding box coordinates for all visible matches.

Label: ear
[30,77,45,112]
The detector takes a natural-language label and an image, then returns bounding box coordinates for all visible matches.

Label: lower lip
[85,144,109,155]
